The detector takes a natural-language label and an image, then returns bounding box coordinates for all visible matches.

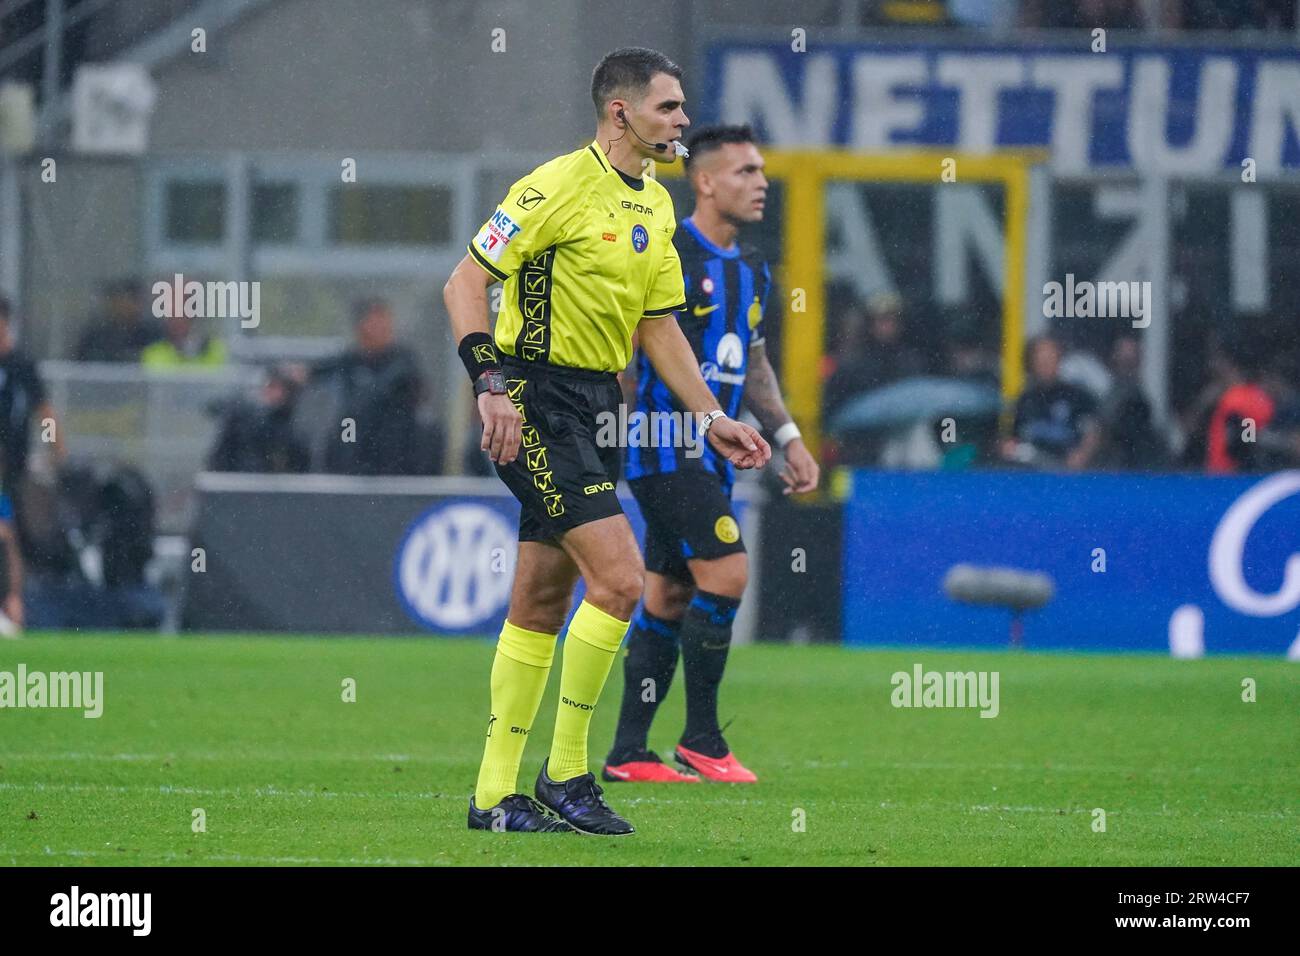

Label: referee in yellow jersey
[443,47,771,835]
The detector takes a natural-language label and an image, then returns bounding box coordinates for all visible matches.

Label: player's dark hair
[591,47,682,119]
[683,124,756,172]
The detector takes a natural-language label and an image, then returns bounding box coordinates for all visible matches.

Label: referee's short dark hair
[683,124,757,173]
[591,47,682,119]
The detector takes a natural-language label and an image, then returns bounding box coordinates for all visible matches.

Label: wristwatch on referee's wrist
[473,368,507,398]
[700,409,728,435]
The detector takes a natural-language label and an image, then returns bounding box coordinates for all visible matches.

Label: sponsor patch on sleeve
[473,208,522,263]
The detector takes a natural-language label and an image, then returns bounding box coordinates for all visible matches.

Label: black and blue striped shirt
[625,217,772,491]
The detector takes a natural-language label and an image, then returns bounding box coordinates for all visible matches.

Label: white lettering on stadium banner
[706,42,1300,174]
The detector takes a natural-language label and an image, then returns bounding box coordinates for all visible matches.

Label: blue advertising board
[186,474,760,637]
[842,470,1300,654]
[701,40,1300,173]
[392,487,755,636]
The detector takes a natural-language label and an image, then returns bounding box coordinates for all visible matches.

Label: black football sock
[607,608,682,762]
[678,590,741,755]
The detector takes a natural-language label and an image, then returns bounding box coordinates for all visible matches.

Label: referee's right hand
[479,392,522,465]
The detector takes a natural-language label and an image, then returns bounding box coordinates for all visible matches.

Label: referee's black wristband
[458,332,501,384]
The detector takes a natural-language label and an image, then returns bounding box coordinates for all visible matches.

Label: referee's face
[635,72,690,164]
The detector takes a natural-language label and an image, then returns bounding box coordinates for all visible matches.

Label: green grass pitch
[1,633,1295,866]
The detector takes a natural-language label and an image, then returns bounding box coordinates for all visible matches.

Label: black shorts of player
[628,470,746,583]
[494,355,625,544]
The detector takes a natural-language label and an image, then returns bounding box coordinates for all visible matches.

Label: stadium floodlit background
[0,0,1296,869]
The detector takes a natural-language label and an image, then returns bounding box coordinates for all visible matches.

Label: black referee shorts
[494,356,625,544]
[628,470,746,583]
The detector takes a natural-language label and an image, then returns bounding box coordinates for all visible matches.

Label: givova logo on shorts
[394,502,516,631]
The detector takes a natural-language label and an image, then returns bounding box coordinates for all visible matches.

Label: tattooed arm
[743,342,819,495]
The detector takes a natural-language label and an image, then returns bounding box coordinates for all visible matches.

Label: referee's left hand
[478,392,522,465]
[707,418,771,470]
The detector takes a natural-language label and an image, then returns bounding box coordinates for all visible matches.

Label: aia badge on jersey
[474,208,521,263]
[631,224,649,253]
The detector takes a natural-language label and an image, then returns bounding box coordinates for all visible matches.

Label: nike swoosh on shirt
[692,304,720,316]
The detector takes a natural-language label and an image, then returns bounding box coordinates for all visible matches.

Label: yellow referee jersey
[467,141,687,373]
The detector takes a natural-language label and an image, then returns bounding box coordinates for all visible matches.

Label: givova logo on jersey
[394,502,516,631]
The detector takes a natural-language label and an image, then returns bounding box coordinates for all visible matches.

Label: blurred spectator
[75,278,164,362]
[823,293,928,419]
[1003,335,1101,470]
[141,314,229,368]
[932,322,1001,468]
[207,365,310,474]
[949,0,1018,29]
[1095,334,1168,469]
[310,297,426,476]
[1021,0,1143,28]
[0,295,67,632]
[21,461,165,630]
[1256,356,1300,467]
[1176,333,1234,468]
[1205,339,1275,473]
[865,0,948,24]
[1177,0,1295,30]
[944,319,1000,389]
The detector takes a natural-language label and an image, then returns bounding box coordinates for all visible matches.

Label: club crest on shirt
[701,276,715,295]
[715,516,740,544]
[631,224,649,253]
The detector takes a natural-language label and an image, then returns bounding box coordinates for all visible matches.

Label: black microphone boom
[618,108,685,154]
[620,111,666,150]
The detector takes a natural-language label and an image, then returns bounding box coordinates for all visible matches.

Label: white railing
[38,360,263,533]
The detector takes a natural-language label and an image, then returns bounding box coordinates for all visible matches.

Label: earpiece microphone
[617,109,689,157]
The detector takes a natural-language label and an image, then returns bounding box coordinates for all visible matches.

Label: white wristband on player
[700,410,727,435]
[774,422,802,448]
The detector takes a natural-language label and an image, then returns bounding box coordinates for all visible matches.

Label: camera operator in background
[207,365,311,474]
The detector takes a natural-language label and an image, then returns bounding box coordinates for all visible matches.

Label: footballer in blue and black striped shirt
[606,125,821,784]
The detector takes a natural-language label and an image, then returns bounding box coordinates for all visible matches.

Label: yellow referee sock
[473,620,557,809]
[548,600,630,781]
